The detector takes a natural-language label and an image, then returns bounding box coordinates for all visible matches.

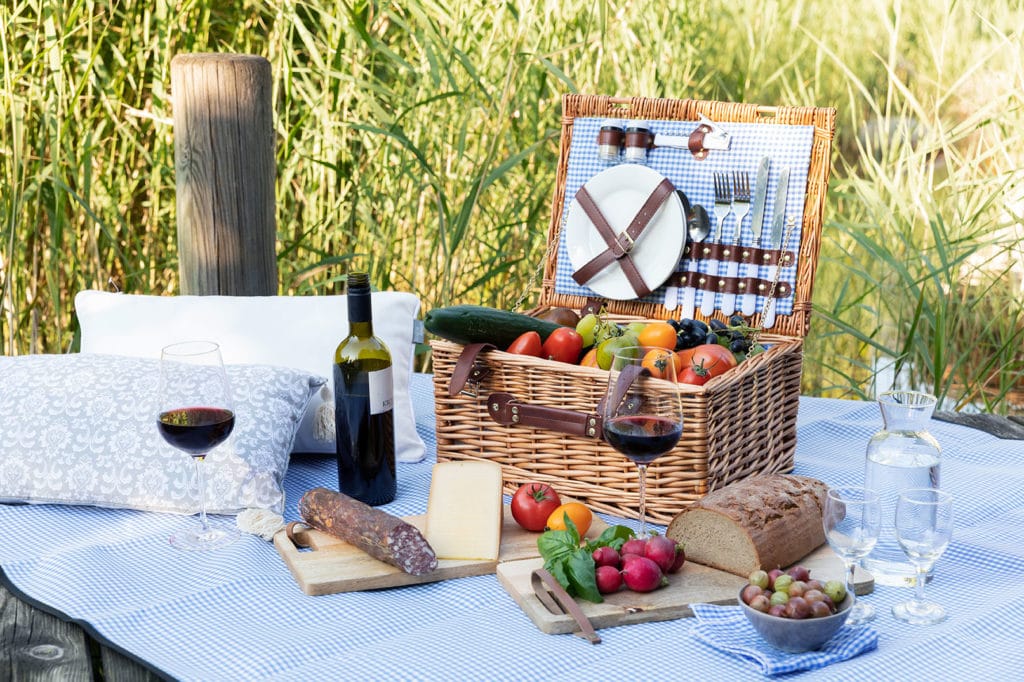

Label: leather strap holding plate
[571,177,676,299]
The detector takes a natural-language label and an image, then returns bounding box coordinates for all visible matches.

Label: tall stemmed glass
[823,486,881,625]
[157,341,239,550]
[892,488,953,624]
[601,346,683,538]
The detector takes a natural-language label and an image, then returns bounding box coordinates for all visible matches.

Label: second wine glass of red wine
[601,346,683,537]
[157,340,239,551]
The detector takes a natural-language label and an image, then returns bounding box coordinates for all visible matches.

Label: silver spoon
[678,191,710,318]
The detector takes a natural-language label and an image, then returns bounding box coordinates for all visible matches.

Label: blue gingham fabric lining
[689,603,879,675]
[3,381,1024,680]
[555,116,814,316]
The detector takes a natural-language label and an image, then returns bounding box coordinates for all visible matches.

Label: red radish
[644,536,683,574]
[620,556,668,593]
[592,546,620,568]
[595,565,622,594]
[620,538,647,557]
[668,543,686,573]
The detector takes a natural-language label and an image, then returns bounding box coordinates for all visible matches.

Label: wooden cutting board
[496,544,874,635]
[274,506,609,595]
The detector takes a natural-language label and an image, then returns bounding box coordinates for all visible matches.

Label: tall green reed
[1,0,1022,411]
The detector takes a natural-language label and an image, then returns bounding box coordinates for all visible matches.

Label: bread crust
[665,474,828,576]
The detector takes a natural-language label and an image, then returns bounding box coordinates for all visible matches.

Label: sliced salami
[298,487,438,576]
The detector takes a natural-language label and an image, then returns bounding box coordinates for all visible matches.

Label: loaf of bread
[665,474,828,577]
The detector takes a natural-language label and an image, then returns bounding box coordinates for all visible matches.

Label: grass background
[2,0,1022,412]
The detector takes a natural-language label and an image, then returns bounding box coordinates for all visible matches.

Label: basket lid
[538,94,836,341]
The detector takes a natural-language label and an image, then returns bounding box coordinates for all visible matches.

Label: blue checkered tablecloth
[3,375,1024,680]
[554,117,813,315]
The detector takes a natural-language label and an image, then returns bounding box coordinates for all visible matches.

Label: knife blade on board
[749,156,771,242]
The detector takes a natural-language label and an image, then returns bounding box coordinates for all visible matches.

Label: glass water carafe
[863,391,941,586]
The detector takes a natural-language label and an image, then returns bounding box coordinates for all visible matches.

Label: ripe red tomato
[541,327,584,364]
[510,482,562,531]
[679,362,712,385]
[506,331,542,357]
[690,343,737,378]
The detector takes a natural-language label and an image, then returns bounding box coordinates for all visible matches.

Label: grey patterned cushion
[0,353,325,514]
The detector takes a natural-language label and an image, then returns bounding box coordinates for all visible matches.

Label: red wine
[158,407,235,457]
[603,415,681,463]
[334,273,396,506]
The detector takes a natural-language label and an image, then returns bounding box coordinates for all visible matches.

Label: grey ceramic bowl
[737,586,855,653]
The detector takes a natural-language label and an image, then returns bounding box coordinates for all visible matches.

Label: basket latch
[487,392,603,439]
[448,342,496,398]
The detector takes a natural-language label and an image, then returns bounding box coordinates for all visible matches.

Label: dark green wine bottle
[334,273,396,505]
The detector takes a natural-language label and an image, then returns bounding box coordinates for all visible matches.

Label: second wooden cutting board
[496,544,874,635]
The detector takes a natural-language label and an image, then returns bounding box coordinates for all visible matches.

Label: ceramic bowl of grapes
[737,568,855,653]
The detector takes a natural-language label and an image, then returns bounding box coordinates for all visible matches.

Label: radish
[620,537,647,557]
[620,556,668,593]
[643,535,684,574]
[595,565,622,594]
[592,546,620,568]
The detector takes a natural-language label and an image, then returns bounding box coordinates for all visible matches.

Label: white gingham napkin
[689,603,879,676]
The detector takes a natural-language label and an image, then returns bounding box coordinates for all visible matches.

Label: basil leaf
[583,524,635,553]
[566,547,602,603]
[537,528,577,565]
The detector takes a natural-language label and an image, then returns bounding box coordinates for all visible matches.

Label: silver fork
[721,171,751,315]
[700,172,732,316]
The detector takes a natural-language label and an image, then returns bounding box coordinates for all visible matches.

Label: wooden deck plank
[0,583,93,681]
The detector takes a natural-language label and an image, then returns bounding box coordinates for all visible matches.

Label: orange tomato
[641,348,683,381]
[579,347,599,367]
[545,501,593,536]
[637,322,678,351]
[676,347,697,367]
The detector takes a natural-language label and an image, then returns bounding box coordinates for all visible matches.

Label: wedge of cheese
[425,461,503,561]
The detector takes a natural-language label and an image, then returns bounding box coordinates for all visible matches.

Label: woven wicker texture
[431,93,836,523]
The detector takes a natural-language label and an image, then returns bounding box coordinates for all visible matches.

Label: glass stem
[194,456,210,534]
[637,463,648,538]
[914,565,928,605]
[846,559,857,596]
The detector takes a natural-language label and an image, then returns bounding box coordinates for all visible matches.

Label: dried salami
[298,487,438,576]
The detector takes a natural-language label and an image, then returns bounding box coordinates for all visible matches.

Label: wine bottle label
[367,366,394,415]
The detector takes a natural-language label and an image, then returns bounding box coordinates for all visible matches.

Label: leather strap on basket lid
[571,176,676,299]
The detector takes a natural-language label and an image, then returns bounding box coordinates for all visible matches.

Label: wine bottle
[334,272,396,505]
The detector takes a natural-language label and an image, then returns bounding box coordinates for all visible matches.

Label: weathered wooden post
[171,54,277,295]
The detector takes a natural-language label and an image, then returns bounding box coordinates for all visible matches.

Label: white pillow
[0,353,323,514]
[74,290,425,463]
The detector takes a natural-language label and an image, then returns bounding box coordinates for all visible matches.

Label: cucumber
[423,305,564,348]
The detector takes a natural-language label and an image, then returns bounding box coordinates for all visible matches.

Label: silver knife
[750,156,771,242]
[769,167,791,248]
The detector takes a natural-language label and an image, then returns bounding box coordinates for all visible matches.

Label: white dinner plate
[565,165,686,300]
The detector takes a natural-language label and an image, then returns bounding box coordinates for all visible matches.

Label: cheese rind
[425,461,503,561]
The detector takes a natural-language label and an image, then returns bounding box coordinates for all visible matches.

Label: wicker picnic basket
[431,93,836,524]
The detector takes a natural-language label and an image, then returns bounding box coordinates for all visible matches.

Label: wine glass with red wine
[601,346,683,537]
[158,340,239,550]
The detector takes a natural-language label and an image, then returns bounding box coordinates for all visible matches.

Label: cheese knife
[762,168,790,329]
[741,157,771,315]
